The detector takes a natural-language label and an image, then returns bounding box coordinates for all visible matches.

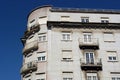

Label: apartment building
[20,5,120,80]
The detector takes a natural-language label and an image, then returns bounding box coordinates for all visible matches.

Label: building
[20,5,120,80]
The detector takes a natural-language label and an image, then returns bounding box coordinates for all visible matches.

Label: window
[112,77,120,80]
[103,32,114,42]
[36,73,46,80]
[61,16,70,21]
[37,52,46,61]
[62,72,73,80]
[38,56,46,61]
[101,17,109,23]
[87,73,98,80]
[83,32,92,43]
[107,51,117,61]
[62,32,71,40]
[81,17,89,23]
[38,34,46,42]
[85,52,94,64]
[62,50,72,61]
[39,16,47,24]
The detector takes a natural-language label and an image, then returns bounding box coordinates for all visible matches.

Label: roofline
[50,7,120,14]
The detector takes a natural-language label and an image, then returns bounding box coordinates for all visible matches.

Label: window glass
[62,32,71,40]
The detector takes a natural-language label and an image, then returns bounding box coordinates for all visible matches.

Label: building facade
[20,5,120,80]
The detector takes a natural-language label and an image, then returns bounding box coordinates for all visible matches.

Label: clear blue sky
[0,0,120,80]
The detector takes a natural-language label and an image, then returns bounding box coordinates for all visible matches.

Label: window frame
[62,32,72,41]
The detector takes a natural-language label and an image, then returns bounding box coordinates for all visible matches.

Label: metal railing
[20,60,37,74]
[80,58,102,65]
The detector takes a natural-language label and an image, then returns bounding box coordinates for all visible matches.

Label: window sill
[38,41,47,43]
[61,40,72,42]
[61,60,73,62]
[37,61,47,63]
[107,60,118,62]
[104,41,115,43]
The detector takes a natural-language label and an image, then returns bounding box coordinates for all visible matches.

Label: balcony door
[85,52,94,64]
[83,33,92,43]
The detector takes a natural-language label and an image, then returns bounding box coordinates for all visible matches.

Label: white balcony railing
[79,38,99,46]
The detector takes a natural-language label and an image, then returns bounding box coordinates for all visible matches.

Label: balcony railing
[20,60,37,74]
[79,38,99,50]
[80,58,102,71]
[23,40,38,55]
[24,24,40,38]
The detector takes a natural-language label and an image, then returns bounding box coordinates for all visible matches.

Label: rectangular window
[86,73,98,80]
[62,32,71,40]
[112,77,120,80]
[61,16,70,21]
[39,16,47,24]
[107,51,117,61]
[38,33,47,42]
[101,17,109,23]
[103,32,114,42]
[62,50,72,61]
[63,72,73,80]
[81,17,89,23]
[36,73,46,80]
[83,32,92,43]
[37,52,46,61]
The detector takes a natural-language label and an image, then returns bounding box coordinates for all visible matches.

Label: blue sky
[0,0,120,80]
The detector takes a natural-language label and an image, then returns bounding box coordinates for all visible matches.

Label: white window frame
[81,17,89,23]
[61,16,70,21]
[103,32,115,42]
[86,73,98,80]
[62,72,73,80]
[101,17,109,23]
[107,51,117,62]
[37,52,46,62]
[38,33,47,42]
[85,52,94,64]
[62,32,72,41]
[62,50,73,61]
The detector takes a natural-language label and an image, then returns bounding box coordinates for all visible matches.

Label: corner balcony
[80,58,102,71]
[24,24,40,38]
[23,40,38,55]
[20,61,37,75]
[79,38,99,50]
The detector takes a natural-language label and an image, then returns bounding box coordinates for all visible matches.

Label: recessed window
[86,73,98,80]
[61,16,70,21]
[107,51,117,61]
[62,72,73,80]
[62,32,71,41]
[81,17,89,23]
[39,16,47,24]
[101,17,109,23]
[37,52,46,62]
[62,50,72,61]
[103,32,115,42]
[38,33,47,42]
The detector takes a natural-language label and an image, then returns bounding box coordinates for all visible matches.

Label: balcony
[79,38,99,50]
[24,24,40,38]
[23,40,38,55]
[20,61,37,74]
[80,58,102,71]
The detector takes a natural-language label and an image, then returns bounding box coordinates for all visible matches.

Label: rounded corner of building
[27,5,52,19]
